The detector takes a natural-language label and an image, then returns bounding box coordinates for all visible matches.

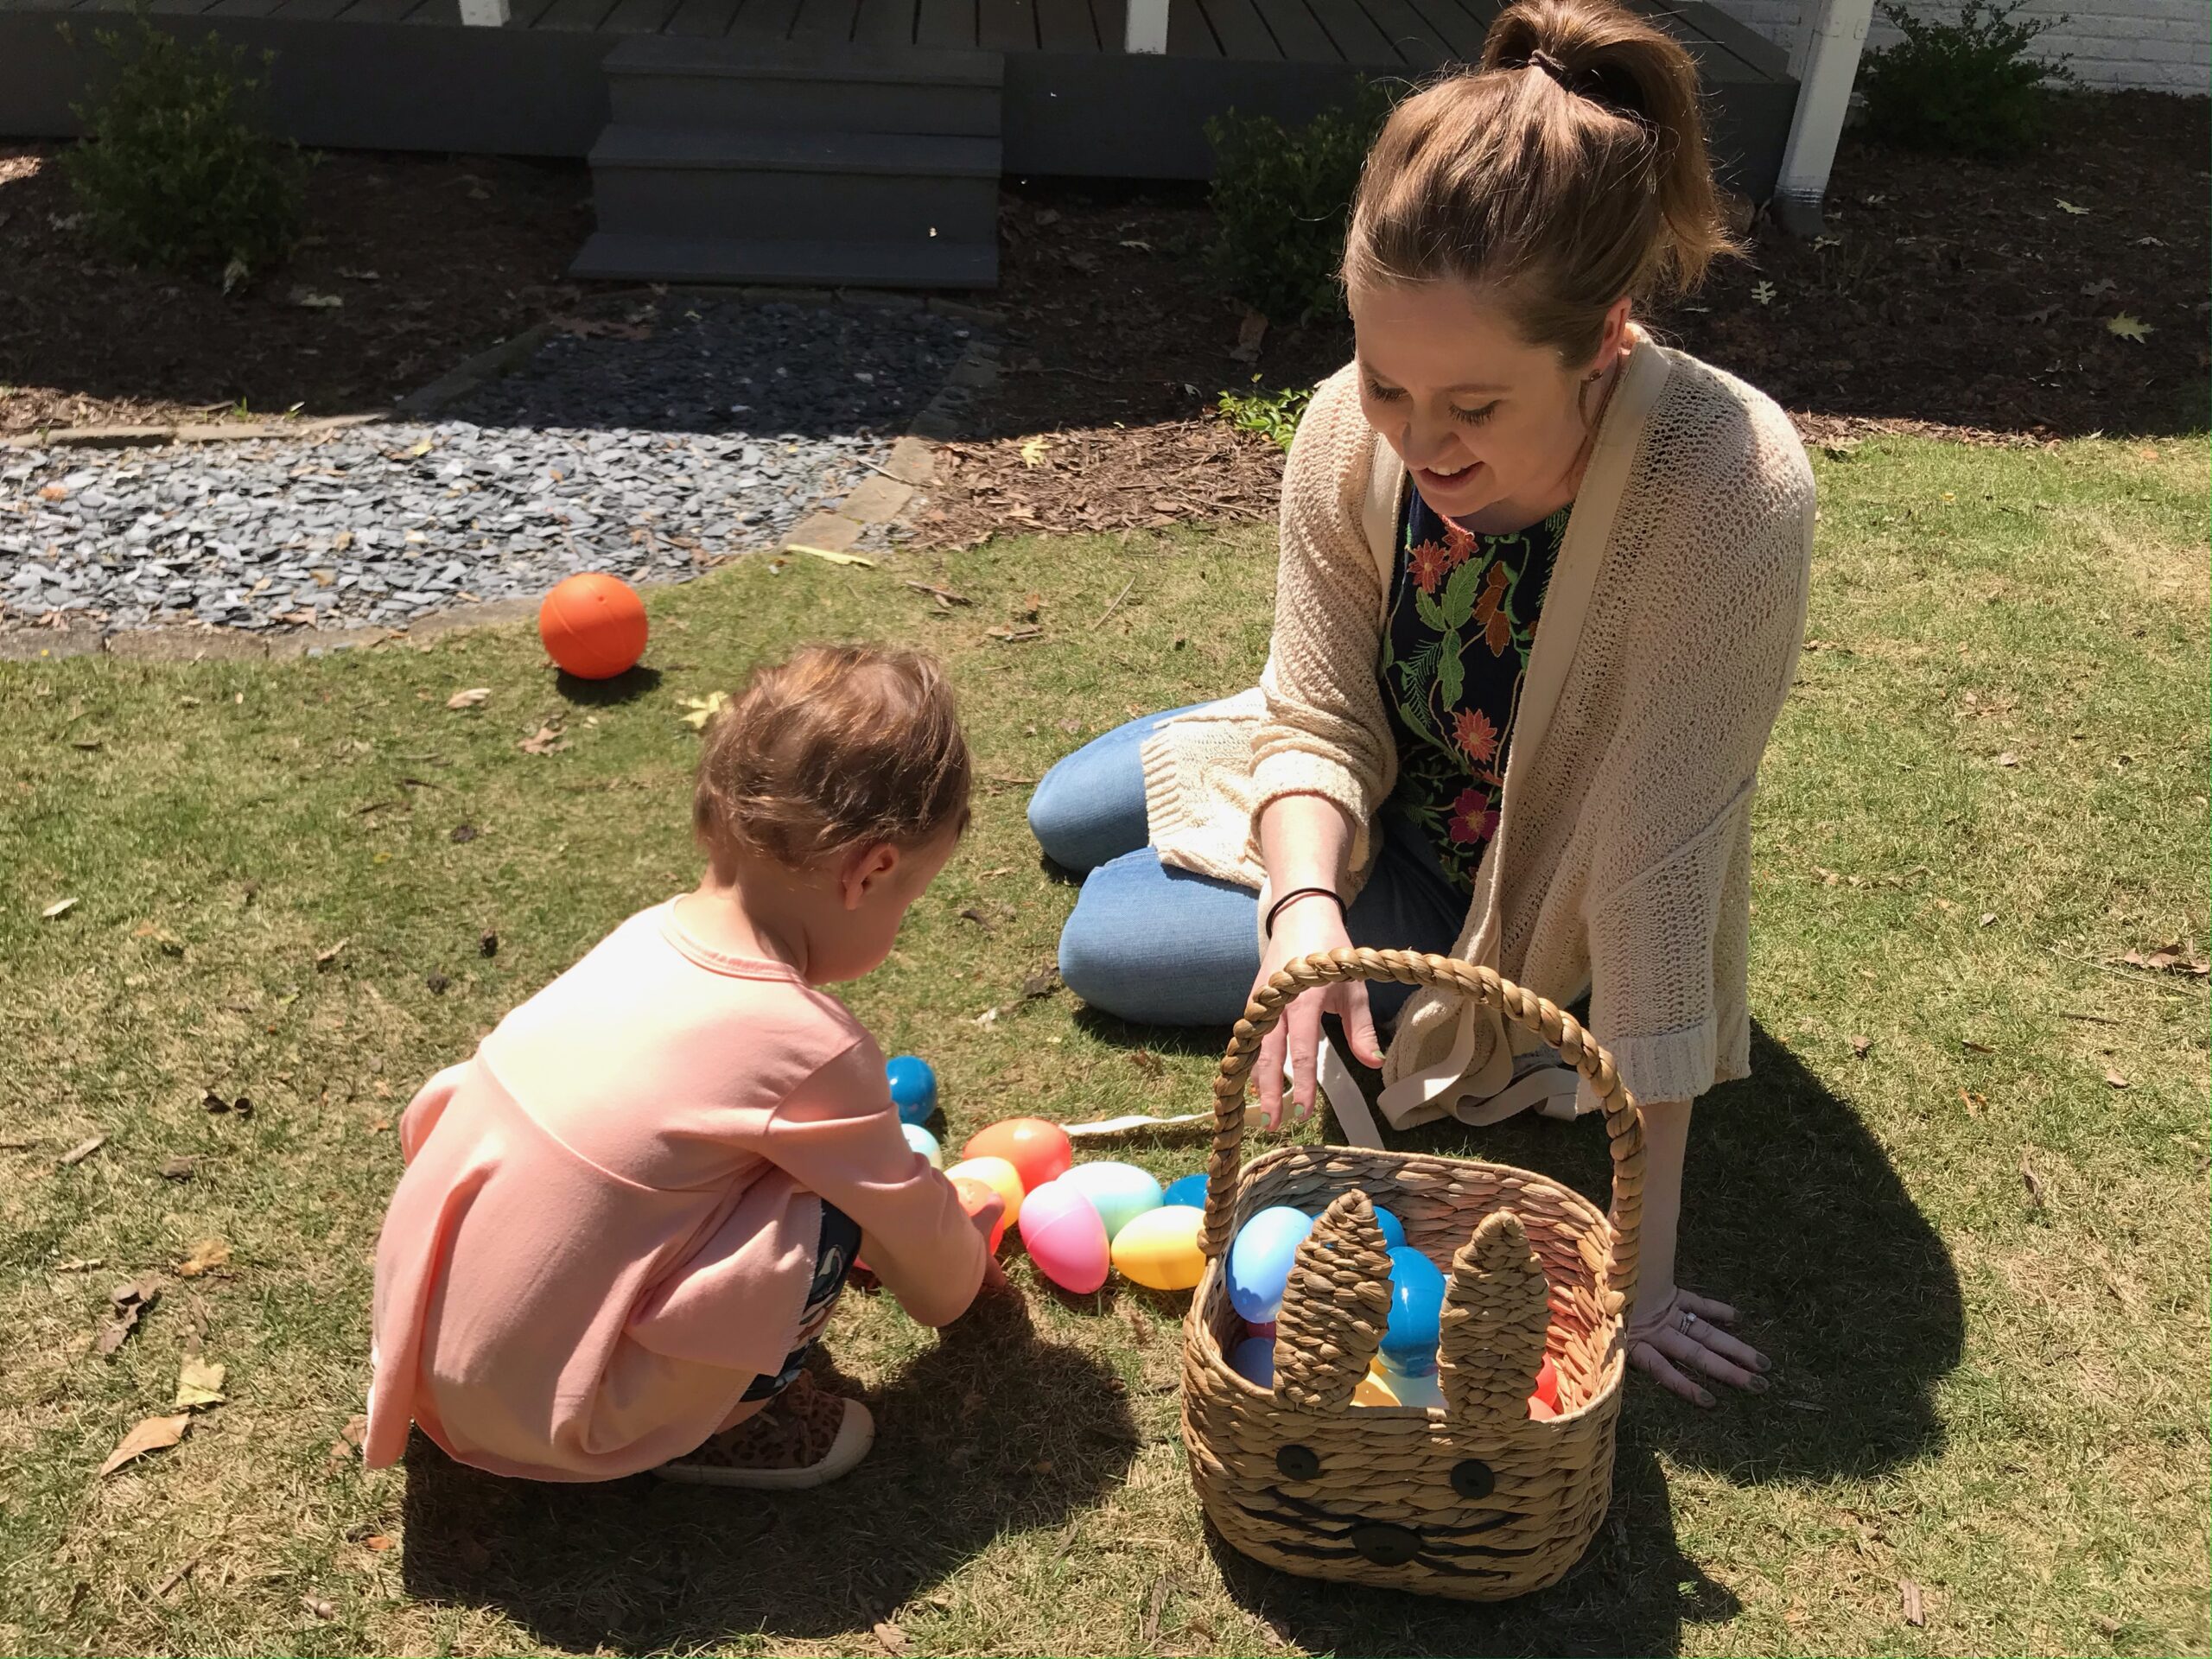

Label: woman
[1027,0,1815,1408]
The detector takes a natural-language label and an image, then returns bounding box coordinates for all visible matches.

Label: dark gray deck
[0,0,1794,192]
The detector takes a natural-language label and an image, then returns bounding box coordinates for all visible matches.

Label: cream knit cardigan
[1139,335,1815,1127]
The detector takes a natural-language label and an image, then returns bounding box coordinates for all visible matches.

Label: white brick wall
[1715,0,2210,93]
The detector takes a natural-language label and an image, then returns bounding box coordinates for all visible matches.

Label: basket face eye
[1449,1458,1496,1499]
[1274,1444,1321,1481]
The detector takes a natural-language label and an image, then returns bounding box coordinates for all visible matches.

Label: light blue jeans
[1028,705,1467,1028]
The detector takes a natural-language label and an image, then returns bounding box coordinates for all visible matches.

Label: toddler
[365,644,997,1489]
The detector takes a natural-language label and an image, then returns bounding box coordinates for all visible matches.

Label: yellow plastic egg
[1109,1202,1205,1291]
[1351,1366,1401,1408]
[944,1155,1024,1226]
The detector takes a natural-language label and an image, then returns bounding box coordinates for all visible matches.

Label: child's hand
[962,1188,1007,1249]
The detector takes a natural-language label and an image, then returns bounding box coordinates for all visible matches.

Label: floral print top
[1376,484,1570,894]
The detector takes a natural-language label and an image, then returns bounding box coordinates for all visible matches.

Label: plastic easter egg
[1161,1173,1209,1208]
[1109,1203,1205,1291]
[944,1155,1024,1227]
[962,1117,1074,1192]
[901,1122,943,1168]
[1230,1336,1276,1388]
[1378,1245,1446,1376]
[1017,1177,1110,1294]
[1533,1355,1560,1413]
[1351,1366,1400,1408]
[1245,1319,1277,1339]
[1372,1204,1407,1250]
[1376,1362,1445,1410]
[1059,1160,1164,1242]
[951,1174,1009,1251]
[1226,1205,1315,1324]
[1529,1395,1560,1422]
[885,1055,938,1125]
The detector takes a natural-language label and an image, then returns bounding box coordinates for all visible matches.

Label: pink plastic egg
[1016,1177,1109,1294]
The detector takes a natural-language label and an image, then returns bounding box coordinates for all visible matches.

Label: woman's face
[1349,280,1627,526]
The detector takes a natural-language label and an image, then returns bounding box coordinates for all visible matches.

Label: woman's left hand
[1627,1287,1770,1408]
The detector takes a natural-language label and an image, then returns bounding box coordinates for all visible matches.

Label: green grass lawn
[2,435,2205,1658]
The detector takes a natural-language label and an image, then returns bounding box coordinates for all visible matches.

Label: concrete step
[569,231,997,289]
[588,125,1001,244]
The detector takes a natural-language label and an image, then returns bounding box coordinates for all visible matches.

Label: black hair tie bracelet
[1264,887,1344,940]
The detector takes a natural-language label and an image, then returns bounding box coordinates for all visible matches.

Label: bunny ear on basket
[1271,1192,1393,1412]
[1438,1209,1552,1422]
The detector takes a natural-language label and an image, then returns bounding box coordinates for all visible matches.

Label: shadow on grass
[553,664,662,706]
[1179,1020,1962,1656]
[397,1289,1139,1651]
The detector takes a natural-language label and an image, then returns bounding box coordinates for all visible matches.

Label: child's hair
[694,644,971,869]
[1342,0,1736,365]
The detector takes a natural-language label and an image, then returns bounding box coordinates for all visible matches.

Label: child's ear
[840,842,900,910]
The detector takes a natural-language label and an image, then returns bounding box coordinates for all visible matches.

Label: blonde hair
[693,644,971,869]
[1343,0,1736,365]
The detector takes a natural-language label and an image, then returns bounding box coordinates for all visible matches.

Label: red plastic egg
[960,1117,1073,1192]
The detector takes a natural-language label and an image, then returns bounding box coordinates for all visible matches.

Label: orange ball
[960,1117,1074,1193]
[537,572,647,680]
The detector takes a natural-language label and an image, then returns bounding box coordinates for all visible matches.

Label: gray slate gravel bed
[1,300,975,636]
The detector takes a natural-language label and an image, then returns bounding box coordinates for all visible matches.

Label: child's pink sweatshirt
[364,899,985,1481]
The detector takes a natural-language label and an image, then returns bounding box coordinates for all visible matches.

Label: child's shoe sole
[653,1398,874,1490]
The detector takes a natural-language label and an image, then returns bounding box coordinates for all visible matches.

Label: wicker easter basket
[1179,948,1645,1601]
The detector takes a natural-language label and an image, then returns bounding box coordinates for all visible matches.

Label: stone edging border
[0,287,1003,664]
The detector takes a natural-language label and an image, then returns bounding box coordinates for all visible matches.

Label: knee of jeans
[1026,773,1074,866]
[1056,904,1132,1012]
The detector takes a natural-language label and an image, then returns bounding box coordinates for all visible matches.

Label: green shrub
[1859,0,2074,159]
[60,4,309,281]
[1205,78,1395,326]
[1216,380,1313,450]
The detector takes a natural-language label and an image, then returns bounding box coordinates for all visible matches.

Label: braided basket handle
[1198,949,1645,1317]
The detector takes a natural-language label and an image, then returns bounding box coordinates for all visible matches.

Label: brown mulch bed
[915,89,2208,548]
[0,147,592,435]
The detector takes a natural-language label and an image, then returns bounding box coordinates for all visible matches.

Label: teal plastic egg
[901,1122,943,1168]
[1161,1173,1209,1208]
[1227,1205,1315,1323]
[1379,1244,1446,1375]
[1059,1160,1164,1242]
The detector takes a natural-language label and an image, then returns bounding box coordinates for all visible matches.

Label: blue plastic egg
[1059,1160,1165,1243]
[1373,1204,1408,1250]
[1230,1335,1276,1388]
[886,1055,938,1125]
[1379,1244,1446,1376]
[1374,1361,1445,1409]
[1227,1205,1315,1323]
[901,1122,943,1168]
[1161,1173,1209,1209]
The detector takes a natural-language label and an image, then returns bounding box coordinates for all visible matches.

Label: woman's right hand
[1251,893,1385,1130]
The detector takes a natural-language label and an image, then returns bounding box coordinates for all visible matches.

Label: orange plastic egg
[537,571,647,680]
[944,1155,1024,1229]
[951,1174,1010,1251]
[960,1117,1073,1192]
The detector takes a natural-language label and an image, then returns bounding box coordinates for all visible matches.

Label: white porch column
[1774,0,1873,236]
[458,0,512,24]
[1123,0,1169,53]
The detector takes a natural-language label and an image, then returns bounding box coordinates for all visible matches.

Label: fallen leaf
[38,483,68,502]
[677,691,727,729]
[1141,1573,1173,1647]
[367,1117,391,1134]
[974,1007,1000,1028]
[2106,314,2152,343]
[787,544,875,567]
[175,1238,231,1279]
[1961,1039,1994,1054]
[365,1534,395,1552]
[221,255,251,295]
[288,287,343,309]
[1849,1035,1872,1058]
[2104,1070,2130,1089]
[1018,435,1050,467]
[445,687,491,710]
[404,438,433,458]
[1900,1577,1926,1626]
[2080,277,2118,298]
[450,823,479,844]
[1118,238,1154,251]
[479,931,499,957]
[59,1134,106,1166]
[175,1357,228,1408]
[2056,199,2090,215]
[42,896,79,919]
[1130,1049,1166,1077]
[518,725,568,756]
[872,1622,911,1655]
[1230,309,1268,363]
[2023,302,2059,324]
[159,1155,197,1181]
[1959,1090,1986,1116]
[1022,968,1062,1001]
[957,906,995,934]
[1993,751,2018,767]
[2135,235,2165,247]
[99,1413,191,1477]
[1751,280,1777,306]
[315,938,349,969]
[2117,941,2209,977]
[337,267,380,281]
[1979,912,1998,926]
[425,973,450,995]
[2021,1151,2046,1209]
[302,1594,334,1620]
[985,624,1043,644]
[341,1413,368,1448]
